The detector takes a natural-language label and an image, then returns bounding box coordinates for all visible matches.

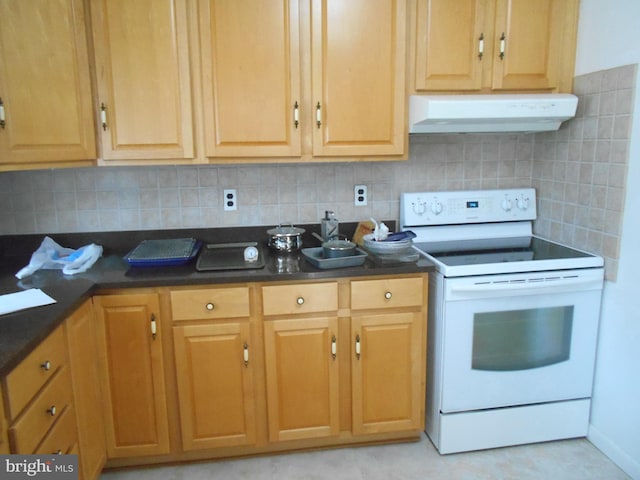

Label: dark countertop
[0,223,434,377]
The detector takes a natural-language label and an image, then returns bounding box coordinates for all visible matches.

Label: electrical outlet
[354,185,367,206]
[223,189,237,211]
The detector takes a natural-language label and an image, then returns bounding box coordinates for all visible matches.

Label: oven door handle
[450,276,603,295]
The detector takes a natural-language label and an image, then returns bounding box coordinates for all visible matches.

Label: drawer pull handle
[355,334,361,360]
[331,335,337,360]
[384,291,392,300]
[54,450,63,455]
[41,360,51,371]
[0,97,5,129]
[100,102,108,130]
[316,101,322,128]
[243,342,249,367]
[294,100,300,128]
[47,406,57,416]
[296,297,304,305]
[150,313,157,340]
[206,303,215,311]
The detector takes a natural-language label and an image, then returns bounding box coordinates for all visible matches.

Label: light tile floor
[100,434,631,480]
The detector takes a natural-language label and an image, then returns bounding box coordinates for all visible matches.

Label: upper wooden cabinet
[200,0,407,159]
[91,0,194,161]
[199,0,302,157]
[310,0,407,157]
[413,0,579,93]
[0,0,95,169]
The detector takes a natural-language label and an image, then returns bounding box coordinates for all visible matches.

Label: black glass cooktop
[415,236,595,268]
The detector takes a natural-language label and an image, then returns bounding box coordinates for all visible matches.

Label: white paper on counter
[0,289,57,316]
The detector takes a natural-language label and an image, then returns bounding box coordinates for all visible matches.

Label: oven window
[472,306,573,371]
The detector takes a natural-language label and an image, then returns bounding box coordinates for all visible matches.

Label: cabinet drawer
[351,277,424,310]
[262,283,338,316]
[10,367,73,454]
[34,405,77,455]
[171,287,250,321]
[5,326,67,419]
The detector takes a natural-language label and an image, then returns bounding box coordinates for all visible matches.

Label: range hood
[409,94,578,134]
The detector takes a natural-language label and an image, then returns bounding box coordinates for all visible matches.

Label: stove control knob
[412,200,427,216]
[501,198,512,212]
[517,196,530,210]
[431,200,443,215]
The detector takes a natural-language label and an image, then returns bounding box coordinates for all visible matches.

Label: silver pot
[322,237,357,258]
[267,223,305,252]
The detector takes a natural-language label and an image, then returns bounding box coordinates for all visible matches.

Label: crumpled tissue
[15,236,103,279]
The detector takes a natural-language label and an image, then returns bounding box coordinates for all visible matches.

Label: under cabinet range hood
[409,94,578,134]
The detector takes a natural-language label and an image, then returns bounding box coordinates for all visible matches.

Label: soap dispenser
[321,211,339,241]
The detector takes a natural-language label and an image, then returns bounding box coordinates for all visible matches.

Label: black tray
[196,242,265,271]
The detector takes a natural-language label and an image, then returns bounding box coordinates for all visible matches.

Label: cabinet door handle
[46,405,57,416]
[355,334,361,360]
[316,101,322,128]
[331,335,337,360]
[40,360,51,371]
[150,313,157,340]
[0,97,5,129]
[294,101,300,129]
[100,102,108,130]
[243,342,249,367]
[499,32,506,60]
[478,33,484,59]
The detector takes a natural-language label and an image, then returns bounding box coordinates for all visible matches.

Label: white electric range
[400,188,604,454]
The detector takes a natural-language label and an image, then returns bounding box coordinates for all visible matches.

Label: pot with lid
[267,223,305,252]
[322,236,357,258]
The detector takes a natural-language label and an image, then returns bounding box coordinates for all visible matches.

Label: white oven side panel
[440,271,603,414]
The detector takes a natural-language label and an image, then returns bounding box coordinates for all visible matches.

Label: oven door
[439,268,603,413]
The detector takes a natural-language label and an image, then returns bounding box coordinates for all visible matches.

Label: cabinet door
[200,0,301,157]
[491,0,565,91]
[351,312,423,435]
[311,0,407,156]
[0,385,7,454]
[91,0,193,160]
[0,0,95,165]
[414,0,486,91]
[93,294,170,458]
[173,322,256,450]
[66,300,106,480]
[264,317,339,442]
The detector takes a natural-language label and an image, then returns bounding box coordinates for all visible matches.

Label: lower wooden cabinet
[0,385,8,454]
[82,273,426,468]
[66,300,106,480]
[2,324,77,455]
[351,312,424,435]
[93,293,170,458]
[350,277,426,435]
[173,322,256,450]
[263,317,340,442]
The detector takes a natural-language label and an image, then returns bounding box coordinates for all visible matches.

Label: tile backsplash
[531,64,636,280]
[0,65,634,281]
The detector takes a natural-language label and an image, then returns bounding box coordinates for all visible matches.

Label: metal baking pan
[196,242,265,271]
[125,238,201,267]
[301,247,367,269]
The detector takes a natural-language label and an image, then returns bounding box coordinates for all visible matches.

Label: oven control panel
[400,188,536,227]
